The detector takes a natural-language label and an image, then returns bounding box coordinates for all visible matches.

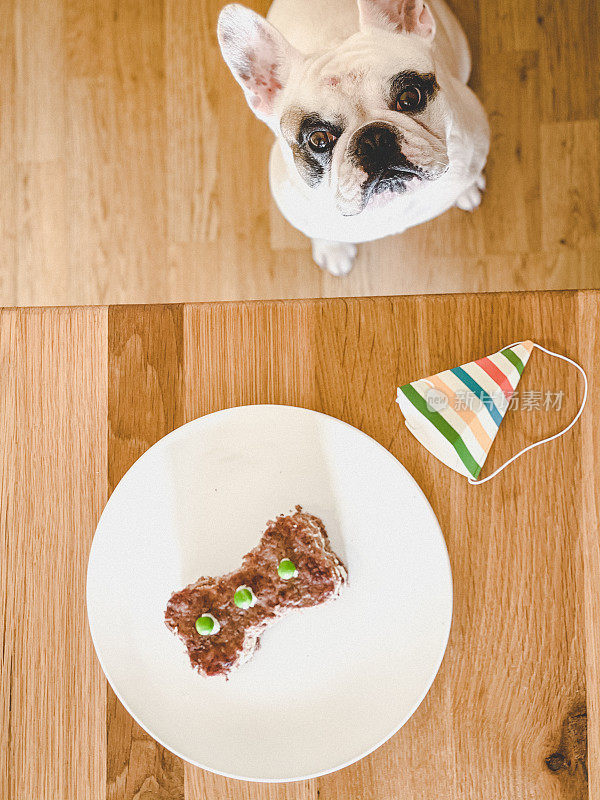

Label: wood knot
[545,704,587,784]
[545,752,566,772]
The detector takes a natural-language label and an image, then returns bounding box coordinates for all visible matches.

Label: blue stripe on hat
[450,366,503,427]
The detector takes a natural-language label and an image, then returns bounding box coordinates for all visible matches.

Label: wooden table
[1,292,598,800]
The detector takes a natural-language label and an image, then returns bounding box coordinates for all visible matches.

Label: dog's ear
[357,0,436,41]
[217,4,302,129]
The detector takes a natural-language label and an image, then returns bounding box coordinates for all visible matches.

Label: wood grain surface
[0,308,108,799]
[0,0,598,306]
[0,291,597,799]
[107,306,185,800]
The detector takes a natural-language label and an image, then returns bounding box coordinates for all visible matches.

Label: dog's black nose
[353,124,399,173]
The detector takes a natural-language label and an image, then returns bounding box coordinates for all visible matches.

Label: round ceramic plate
[87,405,452,782]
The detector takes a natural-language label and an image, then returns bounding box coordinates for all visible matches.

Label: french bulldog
[217,0,490,276]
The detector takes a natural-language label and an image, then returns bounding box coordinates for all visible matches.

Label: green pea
[195,614,217,635]
[234,586,255,609]
[278,558,298,580]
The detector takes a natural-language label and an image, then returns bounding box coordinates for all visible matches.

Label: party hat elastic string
[467,342,588,485]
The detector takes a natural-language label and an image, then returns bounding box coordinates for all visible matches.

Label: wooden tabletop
[1,292,598,800]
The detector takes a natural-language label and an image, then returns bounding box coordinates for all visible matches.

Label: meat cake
[165,508,347,677]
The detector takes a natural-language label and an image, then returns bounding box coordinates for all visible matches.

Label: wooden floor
[0,0,598,306]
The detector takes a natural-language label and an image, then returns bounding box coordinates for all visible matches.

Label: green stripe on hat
[399,384,482,478]
[500,347,525,375]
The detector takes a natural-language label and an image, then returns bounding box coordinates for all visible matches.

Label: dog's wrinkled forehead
[287,31,435,115]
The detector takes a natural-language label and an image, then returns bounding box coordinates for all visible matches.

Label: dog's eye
[307,130,337,152]
[396,86,423,112]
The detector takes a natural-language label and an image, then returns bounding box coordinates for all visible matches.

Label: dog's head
[218,0,451,216]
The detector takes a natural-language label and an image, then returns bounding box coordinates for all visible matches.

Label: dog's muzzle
[336,122,423,216]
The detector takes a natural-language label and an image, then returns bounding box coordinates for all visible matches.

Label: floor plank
[182,300,319,799]
[0,308,107,800]
[579,291,600,800]
[107,305,185,800]
[541,121,600,252]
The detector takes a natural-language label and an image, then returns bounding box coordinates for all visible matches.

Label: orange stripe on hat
[426,374,493,452]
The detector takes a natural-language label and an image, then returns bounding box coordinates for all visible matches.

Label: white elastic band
[467,342,588,485]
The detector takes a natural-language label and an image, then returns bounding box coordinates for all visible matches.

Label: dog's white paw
[311,239,357,277]
[455,173,486,212]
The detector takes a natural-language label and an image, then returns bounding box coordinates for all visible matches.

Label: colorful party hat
[396,341,535,479]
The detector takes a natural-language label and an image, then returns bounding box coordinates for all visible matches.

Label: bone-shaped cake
[165,508,347,677]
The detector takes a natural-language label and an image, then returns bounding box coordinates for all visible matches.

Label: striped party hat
[396,341,535,480]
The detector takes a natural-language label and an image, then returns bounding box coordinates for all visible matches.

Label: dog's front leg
[311,239,358,277]
[454,172,486,212]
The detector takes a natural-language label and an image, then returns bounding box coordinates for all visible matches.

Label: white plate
[87,405,452,782]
